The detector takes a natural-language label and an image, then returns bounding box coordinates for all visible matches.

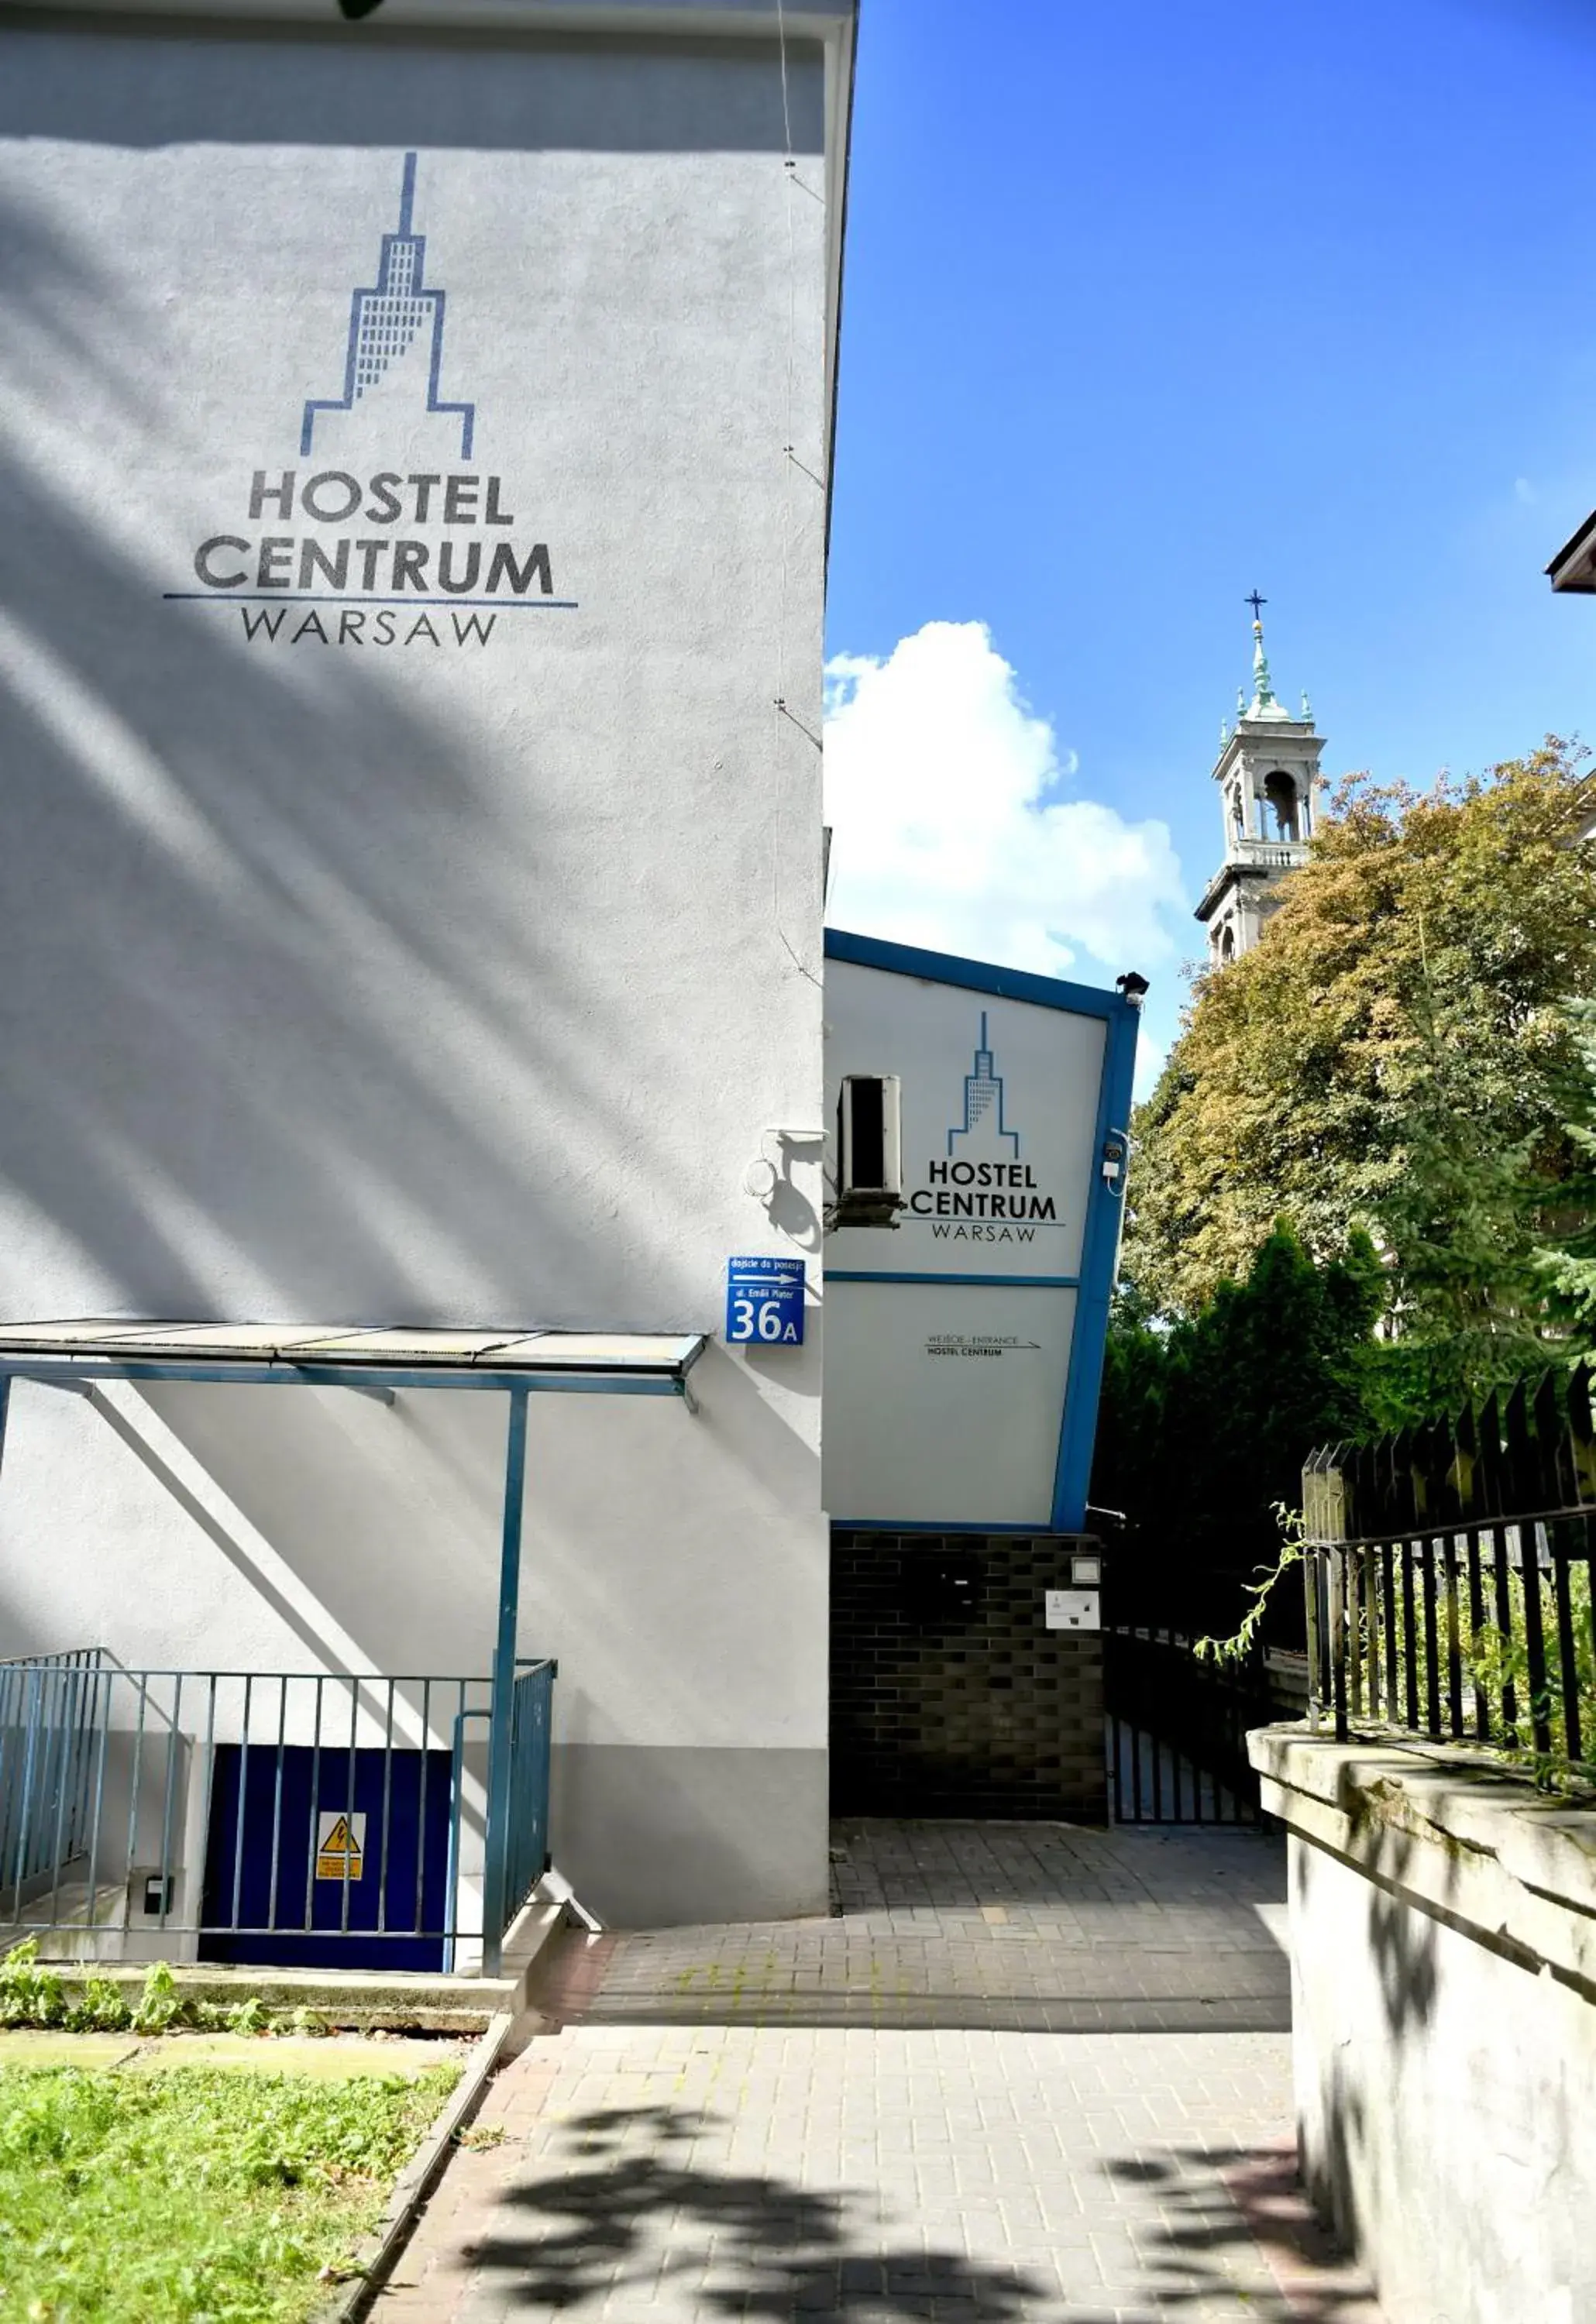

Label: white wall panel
[823,1281,1076,1527]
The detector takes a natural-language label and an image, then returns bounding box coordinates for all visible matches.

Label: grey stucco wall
[0,12,840,1923]
[1252,1729,1596,2324]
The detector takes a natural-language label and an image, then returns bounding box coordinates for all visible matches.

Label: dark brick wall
[830,1530,1106,1821]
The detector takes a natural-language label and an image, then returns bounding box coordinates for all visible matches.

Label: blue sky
[821,0,1596,1078]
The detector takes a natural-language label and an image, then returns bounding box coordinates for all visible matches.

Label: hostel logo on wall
[167,152,573,651]
[905,1012,1063,1244]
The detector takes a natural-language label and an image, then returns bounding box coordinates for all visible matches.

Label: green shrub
[131,1961,184,2035]
[65,1977,132,2033]
[0,1941,65,2029]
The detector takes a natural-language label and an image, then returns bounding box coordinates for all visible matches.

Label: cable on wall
[769,0,824,995]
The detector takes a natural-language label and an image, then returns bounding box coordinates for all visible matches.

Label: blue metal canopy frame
[0,1326,707,1972]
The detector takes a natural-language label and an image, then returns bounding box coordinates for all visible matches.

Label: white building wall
[1254,1731,1596,2324]
[0,5,844,1925]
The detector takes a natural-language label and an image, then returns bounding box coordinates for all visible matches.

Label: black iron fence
[1104,1627,1277,1823]
[1303,1368,1596,1773]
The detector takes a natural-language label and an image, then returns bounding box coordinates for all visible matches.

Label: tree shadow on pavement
[461,2103,1050,2321]
[1102,2147,1385,2322]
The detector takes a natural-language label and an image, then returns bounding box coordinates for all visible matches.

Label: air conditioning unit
[835,1074,904,1228]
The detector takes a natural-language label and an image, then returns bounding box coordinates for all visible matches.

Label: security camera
[1115,971,1151,1004]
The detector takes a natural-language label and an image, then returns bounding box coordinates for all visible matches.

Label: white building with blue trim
[0,0,1137,1944]
[0,0,855,1948]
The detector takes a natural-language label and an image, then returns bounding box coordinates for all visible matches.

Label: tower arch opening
[1264,771,1300,842]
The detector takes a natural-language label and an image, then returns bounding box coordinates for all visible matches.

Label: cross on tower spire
[1245,590,1267,621]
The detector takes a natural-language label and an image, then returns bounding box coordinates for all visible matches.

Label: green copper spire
[1250,620,1275,709]
[1239,592,1292,722]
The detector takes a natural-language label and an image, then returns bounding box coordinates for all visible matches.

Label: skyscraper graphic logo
[301,151,476,458]
[947,1012,1020,1160]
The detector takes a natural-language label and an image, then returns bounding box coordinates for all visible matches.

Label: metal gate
[1103,1627,1274,1824]
[0,1652,556,1972]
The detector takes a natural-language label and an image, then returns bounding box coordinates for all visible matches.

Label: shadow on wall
[1294,1813,1444,2054]
[1291,1824,1443,2278]
[0,177,724,1329]
[0,116,827,1722]
[0,20,814,158]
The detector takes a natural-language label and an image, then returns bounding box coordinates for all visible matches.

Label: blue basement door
[199,1744,456,1972]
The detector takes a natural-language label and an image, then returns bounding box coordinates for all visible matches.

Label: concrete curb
[30,1896,570,2032]
[314,1898,570,2320]
[316,2004,518,2324]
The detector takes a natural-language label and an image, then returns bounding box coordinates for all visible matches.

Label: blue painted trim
[0,1378,9,1478]
[824,1271,1080,1289]
[824,928,1121,1022]
[1051,996,1140,1531]
[481,1387,528,1977]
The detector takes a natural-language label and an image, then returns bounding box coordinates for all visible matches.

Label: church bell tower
[1194,597,1323,966]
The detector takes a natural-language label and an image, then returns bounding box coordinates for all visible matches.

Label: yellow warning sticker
[315,1810,366,1882]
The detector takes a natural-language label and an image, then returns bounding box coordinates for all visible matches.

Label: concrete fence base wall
[1250,1728,1596,2324]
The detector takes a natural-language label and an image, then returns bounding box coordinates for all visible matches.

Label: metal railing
[0,1648,107,1901]
[1303,1369,1596,1772]
[503,1661,554,1920]
[1104,1627,1269,1824]
[0,1654,557,1971]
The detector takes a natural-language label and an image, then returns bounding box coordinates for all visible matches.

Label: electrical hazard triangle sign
[315,1810,366,1882]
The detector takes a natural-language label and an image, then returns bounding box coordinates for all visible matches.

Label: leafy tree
[1126,741,1596,1322]
[1367,970,1549,1418]
[1535,999,1596,1349]
[1093,1222,1381,1634]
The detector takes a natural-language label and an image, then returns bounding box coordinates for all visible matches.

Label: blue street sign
[725,1255,806,1346]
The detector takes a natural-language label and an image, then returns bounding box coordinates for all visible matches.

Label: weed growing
[0,1948,332,2039]
[0,2061,458,2320]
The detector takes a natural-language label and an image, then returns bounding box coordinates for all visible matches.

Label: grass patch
[0,2060,459,2321]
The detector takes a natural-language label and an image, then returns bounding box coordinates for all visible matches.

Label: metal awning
[0,1316,707,1972]
[0,1320,706,1395]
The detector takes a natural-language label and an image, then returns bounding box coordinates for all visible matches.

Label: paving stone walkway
[373,1823,1382,2324]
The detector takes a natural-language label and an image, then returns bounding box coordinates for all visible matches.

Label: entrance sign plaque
[1044,1590,1100,1633]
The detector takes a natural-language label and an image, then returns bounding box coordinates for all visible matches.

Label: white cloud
[823,621,1186,982]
